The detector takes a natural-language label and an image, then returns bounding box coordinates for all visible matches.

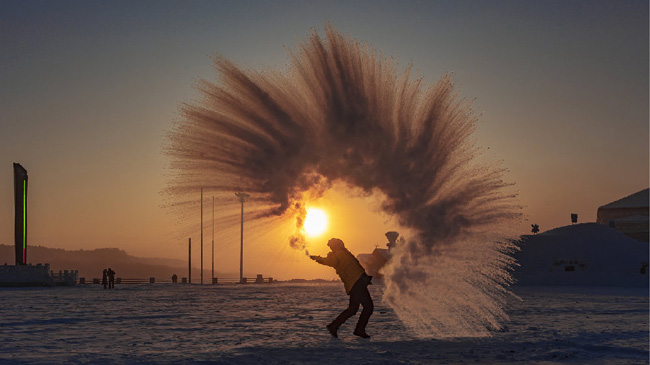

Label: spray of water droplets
[165,24,522,338]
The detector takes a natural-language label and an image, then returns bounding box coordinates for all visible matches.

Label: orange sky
[0,2,647,280]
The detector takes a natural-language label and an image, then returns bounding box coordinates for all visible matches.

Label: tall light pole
[211,195,214,284]
[235,192,250,284]
[200,188,203,285]
[188,238,191,284]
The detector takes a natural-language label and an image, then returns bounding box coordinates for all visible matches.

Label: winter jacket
[315,248,366,294]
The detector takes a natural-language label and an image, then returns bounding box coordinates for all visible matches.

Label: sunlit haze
[0,1,647,281]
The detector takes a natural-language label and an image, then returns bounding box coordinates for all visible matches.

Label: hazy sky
[1,1,647,279]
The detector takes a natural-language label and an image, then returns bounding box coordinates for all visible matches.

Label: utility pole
[212,196,215,285]
[188,237,191,284]
[235,192,250,284]
[201,188,203,285]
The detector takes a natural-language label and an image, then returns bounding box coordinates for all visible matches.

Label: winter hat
[327,238,345,250]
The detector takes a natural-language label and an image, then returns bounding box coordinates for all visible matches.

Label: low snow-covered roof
[515,223,649,287]
[598,188,649,210]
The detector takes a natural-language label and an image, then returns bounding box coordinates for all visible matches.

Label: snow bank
[513,223,649,287]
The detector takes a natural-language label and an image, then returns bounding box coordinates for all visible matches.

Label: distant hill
[513,223,649,287]
[0,245,235,281]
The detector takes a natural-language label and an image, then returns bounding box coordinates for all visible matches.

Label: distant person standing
[310,238,374,338]
[102,269,108,289]
[107,267,115,289]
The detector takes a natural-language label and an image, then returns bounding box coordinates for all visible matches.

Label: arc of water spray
[166,23,521,338]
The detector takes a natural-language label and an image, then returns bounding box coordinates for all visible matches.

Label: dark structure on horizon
[1,164,78,286]
[356,231,399,279]
[13,163,28,265]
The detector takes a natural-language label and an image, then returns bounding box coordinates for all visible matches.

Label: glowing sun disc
[304,208,328,236]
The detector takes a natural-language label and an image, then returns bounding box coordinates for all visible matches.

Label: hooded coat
[315,247,366,294]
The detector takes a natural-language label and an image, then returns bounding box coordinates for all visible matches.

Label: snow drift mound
[514,223,649,287]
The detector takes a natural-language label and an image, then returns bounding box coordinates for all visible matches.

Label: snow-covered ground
[0,283,647,364]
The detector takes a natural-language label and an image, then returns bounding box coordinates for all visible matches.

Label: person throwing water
[310,238,374,338]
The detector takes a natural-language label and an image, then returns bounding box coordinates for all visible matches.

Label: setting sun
[304,208,328,236]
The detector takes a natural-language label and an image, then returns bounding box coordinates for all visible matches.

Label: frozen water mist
[166,24,521,338]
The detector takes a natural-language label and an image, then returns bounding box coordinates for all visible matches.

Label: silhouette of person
[172,274,178,283]
[107,267,115,289]
[310,238,374,338]
[102,269,108,289]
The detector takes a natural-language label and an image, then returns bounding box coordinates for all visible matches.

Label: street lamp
[211,196,215,285]
[235,192,250,284]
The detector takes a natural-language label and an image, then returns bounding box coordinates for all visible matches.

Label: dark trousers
[330,276,374,332]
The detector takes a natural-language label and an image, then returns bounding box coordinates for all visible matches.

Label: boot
[326,323,338,338]
[353,329,370,338]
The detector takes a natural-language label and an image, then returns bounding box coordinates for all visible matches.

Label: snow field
[0,283,647,364]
